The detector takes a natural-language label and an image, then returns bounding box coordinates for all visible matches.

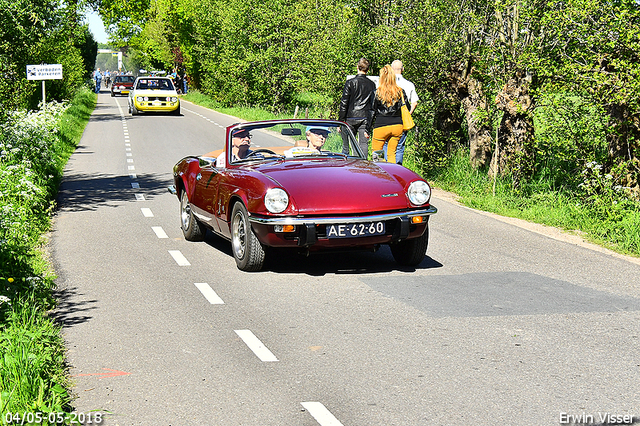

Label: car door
[191,158,222,234]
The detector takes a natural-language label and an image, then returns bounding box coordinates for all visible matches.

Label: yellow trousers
[371,124,404,163]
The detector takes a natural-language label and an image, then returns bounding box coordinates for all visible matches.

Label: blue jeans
[95,80,101,93]
[383,131,407,164]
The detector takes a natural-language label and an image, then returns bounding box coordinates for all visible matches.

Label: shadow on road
[56,173,170,212]
[202,230,443,276]
[51,286,99,328]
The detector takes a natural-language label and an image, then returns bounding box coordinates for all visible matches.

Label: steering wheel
[245,149,278,158]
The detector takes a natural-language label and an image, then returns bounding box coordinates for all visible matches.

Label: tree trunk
[434,95,463,156]
[448,61,493,168]
[493,70,536,188]
[461,78,493,168]
[605,103,640,195]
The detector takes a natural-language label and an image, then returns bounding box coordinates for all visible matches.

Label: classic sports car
[110,75,135,97]
[169,119,437,271]
[128,76,180,115]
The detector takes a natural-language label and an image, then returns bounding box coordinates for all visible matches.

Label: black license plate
[326,222,385,238]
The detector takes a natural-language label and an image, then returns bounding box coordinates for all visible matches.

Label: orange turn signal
[411,216,424,224]
[275,225,296,233]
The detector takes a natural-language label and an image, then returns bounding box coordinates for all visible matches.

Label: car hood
[255,159,419,215]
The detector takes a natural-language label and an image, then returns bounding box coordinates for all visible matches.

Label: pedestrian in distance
[182,70,188,94]
[388,60,418,165]
[339,58,377,157]
[369,64,409,164]
[94,68,102,93]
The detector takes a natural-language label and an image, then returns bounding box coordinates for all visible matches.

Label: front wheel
[180,190,205,241]
[230,202,265,271]
[390,226,429,266]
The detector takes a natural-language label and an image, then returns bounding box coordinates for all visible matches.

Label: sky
[85,10,108,44]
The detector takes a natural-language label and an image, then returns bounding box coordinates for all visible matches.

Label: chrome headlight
[170,97,178,102]
[264,188,289,213]
[407,181,431,206]
[136,96,143,102]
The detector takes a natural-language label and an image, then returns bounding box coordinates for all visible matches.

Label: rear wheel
[390,226,429,266]
[180,190,205,241]
[231,202,265,271]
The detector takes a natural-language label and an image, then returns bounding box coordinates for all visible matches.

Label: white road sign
[26,64,63,81]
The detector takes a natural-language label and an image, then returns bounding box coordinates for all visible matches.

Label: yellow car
[128,77,180,115]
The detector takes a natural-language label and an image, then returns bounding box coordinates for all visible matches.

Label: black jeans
[342,118,369,157]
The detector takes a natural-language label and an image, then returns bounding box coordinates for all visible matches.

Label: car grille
[147,97,169,101]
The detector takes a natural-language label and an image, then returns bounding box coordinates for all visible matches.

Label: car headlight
[144,96,149,101]
[170,97,178,102]
[264,188,289,213]
[407,181,431,206]
[136,96,143,102]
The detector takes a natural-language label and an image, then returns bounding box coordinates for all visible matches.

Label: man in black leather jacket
[339,58,376,156]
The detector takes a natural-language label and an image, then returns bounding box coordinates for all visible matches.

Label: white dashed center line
[135,194,145,201]
[168,250,191,266]
[194,283,225,304]
[301,402,344,426]
[151,226,168,239]
[140,208,153,217]
[234,330,278,362]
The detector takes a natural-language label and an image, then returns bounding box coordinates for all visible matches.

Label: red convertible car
[169,119,437,271]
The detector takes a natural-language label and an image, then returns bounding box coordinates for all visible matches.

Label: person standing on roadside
[182,70,188,94]
[369,65,407,164]
[339,58,376,156]
[389,60,418,165]
[94,68,102,93]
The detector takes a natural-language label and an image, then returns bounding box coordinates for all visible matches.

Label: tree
[534,0,640,194]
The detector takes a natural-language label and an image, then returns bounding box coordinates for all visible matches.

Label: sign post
[26,64,63,104]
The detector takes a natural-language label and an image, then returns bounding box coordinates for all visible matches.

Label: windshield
[116,76,135,83]
[225,121,364,165]
[135,78,175,90]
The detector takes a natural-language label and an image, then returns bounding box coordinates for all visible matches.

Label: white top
[396,75,419,105]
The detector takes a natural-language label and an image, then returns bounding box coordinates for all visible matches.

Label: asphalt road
[50,88,640,426]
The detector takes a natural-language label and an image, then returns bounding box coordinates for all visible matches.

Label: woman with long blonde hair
[368,64,407,163]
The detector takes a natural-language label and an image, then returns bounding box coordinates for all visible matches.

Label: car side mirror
[372,150,386,162]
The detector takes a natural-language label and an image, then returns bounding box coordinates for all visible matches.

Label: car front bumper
[249,206,437,248]
[133,99,179,112]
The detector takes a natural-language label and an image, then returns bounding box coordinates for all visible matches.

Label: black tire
[131,103,138,115]
[180,190,205,241]
[110,91,115,97]
[390,226,429,266]
[173,104,181,115]
[230,202,265,271]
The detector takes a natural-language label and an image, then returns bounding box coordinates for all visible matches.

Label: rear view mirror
[281,128,302,136]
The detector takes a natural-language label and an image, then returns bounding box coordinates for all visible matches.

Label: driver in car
[306,126,329,151]
[216,128,254,167]
[285,125,329,156]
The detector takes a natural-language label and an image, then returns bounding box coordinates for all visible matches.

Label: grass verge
[0,86,96,418]
[430,149,640,257]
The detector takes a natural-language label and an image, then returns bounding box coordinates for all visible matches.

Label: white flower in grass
[0,295,11,306]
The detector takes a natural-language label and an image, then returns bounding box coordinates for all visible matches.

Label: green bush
[0,86,95,415]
